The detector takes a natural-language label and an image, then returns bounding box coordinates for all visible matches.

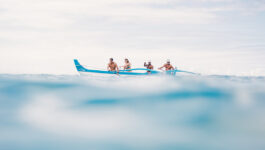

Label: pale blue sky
[0,0,264,75]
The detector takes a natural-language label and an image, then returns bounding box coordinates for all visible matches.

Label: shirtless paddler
[107,58,119,74]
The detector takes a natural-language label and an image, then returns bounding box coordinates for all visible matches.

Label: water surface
[0,74,265,150]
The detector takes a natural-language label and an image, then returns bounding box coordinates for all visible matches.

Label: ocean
[0,74,265,150]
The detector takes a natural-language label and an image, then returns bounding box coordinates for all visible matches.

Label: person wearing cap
[159,60,174,71]
[144,61,154,73]
[107,58,119,73]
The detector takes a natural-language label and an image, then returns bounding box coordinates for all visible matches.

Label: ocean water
[0,74,265,150]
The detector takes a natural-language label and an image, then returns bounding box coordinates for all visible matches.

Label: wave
[0,74,265,150]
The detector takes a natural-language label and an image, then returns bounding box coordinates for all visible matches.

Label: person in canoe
[120,58,131,70]
[144,61,154,73]
[108,58,119,73]
[159,60,175,71]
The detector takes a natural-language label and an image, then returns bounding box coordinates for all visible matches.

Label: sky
[0,0,265,75]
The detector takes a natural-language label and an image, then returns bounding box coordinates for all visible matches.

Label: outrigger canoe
[74,59,197,76]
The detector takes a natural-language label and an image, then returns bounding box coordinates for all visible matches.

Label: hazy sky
[0,0,265,75]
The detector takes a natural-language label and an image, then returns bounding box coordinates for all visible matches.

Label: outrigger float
[74,59,197,76]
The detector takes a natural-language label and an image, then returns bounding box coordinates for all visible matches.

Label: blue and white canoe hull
[74,59,161,76]
[74,59,198,76]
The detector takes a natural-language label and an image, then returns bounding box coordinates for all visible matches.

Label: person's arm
[158,64,165,70]
[115,63,119,72]
[119,65,125,70]
[144,62,147,67]
[171,65,175,70]
[170,65,174,70]
[123,63,129,70]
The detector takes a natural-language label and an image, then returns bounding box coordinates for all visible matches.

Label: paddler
[107,58,119,73]
[120,58,131,70]
[144,61,154,73]
[159,60,174,71]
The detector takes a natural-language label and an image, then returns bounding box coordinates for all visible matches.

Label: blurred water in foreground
[0,74,265,150]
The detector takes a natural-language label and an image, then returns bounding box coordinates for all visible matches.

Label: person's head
[109,58,113,62]
[125,58,129,63]
[166,59,170,65]
[148,61,151,65]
